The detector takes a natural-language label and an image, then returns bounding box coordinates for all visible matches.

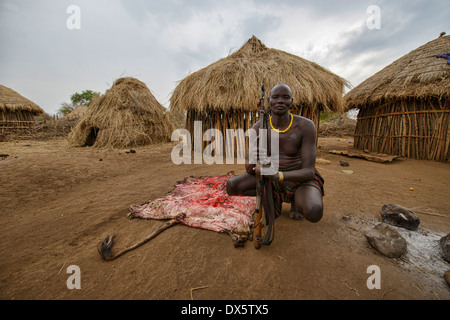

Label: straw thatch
[346,36,450,106]
[65,105,87,121]
[67,77,174,149]
[171,36,348,114]
[0,85,44,134]
[345,35,450,162]
[34,106,88,139]
[170,36,348,156]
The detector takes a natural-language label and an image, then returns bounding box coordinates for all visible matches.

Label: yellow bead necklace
[270,113,294,133]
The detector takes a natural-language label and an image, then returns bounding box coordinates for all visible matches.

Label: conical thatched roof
[170,36,349,113]
[64,105,87,121]
[67,77,174,149]
[345,35,450,109]
[0,85,44,115]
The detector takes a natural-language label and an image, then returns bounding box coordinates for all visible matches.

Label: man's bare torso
[253,115,314,168]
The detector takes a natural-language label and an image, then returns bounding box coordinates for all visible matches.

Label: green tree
[57,89,100,117]
[70,90,100,107]
[57,102,76,117]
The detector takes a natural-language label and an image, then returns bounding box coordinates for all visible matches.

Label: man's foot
[289,203,304,220]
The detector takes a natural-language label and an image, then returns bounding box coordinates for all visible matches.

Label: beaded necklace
[270,113,294,133]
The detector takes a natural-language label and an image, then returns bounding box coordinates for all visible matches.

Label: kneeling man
[226,83,324,222]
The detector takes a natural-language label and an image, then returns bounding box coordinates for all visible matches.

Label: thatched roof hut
[345,35,450,162]
[67,77,174,149]
[0,85,44,134]
[65,105,87,121]
[170,36,348,156]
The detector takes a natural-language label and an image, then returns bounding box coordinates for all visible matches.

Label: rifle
[254,84,267,249]
[254,84,276,249]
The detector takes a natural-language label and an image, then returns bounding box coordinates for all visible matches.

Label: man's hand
[266,172,281,181]
[245,162,256,175]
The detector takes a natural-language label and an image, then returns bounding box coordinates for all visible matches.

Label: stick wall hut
[0,85,44,134]
[67,77,174,149]
[345,35,450,162]
[170,36,348,157]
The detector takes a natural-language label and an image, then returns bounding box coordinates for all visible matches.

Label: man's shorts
[270,169,324,218]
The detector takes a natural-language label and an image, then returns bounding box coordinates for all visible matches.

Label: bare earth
[0,136,449,301]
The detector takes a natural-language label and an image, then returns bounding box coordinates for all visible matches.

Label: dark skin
[226,84,323,222]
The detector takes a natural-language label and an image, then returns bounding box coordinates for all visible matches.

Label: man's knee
[226,177,238,195]
[299,202,323,223]
[226,174,256,196]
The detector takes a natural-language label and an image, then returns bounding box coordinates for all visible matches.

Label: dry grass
[0,84,44,135]
[35,116,83,140]
[67,77,175,149]
[319,114,356,137]
[170,36,350,114]
[0,85,44,114]
[1,111,85,141]
[345,35,450,108]
[345,35,450,162]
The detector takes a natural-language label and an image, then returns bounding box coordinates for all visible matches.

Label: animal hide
[129,174,256,246]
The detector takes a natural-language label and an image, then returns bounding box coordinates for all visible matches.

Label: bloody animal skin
[129,175,256,245]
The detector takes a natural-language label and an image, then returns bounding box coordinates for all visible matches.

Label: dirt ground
[0,136,449,301]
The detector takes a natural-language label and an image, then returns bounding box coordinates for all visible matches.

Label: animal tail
[98,219,179,261]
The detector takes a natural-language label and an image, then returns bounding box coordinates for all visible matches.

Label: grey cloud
[239,14,282,41]
[1,0,449,115]
[259,0,373,15]
[120,0,233,24]
[337,0,449,64]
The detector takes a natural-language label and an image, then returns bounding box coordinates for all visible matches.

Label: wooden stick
[98,219,179,261]
[57,262,67,275]
[190,285,211,300]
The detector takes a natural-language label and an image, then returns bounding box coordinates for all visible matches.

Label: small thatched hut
[67,77,174,149]
[65,105,88,121]
[345,35,450,162]
[170,36,348,156]
[0,85,44,134]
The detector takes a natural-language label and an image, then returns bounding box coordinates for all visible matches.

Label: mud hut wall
[0,110,35,133]
[186,106,320,159]
[354,98,449,162]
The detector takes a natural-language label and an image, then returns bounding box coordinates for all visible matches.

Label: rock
[365,223,407,259]
[340,160,349,167]
[444,270,450,287]
[381,203,420,231]
[440,234,450,262]
[316,158,330,165]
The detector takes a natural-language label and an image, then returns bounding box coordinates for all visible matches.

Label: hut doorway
[84,127,99,146]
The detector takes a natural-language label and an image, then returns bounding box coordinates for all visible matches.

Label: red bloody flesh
[129,175,256,236]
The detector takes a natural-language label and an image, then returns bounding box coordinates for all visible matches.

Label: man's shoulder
[251,120,262,130]
[252,117,271,129]
[293,115,316,128]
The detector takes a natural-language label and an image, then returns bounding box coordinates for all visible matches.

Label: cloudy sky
[0,0,448,115]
